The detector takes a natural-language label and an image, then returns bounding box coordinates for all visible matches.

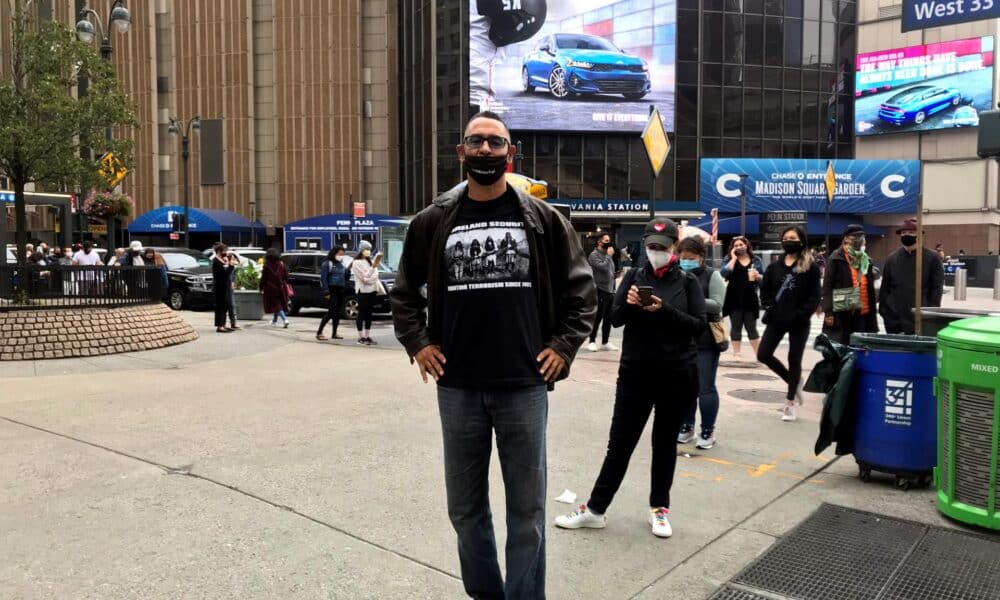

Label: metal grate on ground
[708,587,774,600]
[954,387,995,510]
[880,527,1000,600]
[716,504,1000,600]
[732,504,926,600]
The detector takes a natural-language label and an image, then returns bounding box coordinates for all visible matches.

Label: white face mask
[647,249,673,270]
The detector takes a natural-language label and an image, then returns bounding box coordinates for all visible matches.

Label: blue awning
[686,213,885,237]
[128,206,263,234]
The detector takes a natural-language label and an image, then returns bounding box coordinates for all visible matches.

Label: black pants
[822,312,873,345]
[729,308,760,341]
[318,287,345,336]
[214,290,229,328]
[356,291,376,331]
[757,320,810,400]
[589,290,614,344]
[587,363,697,513]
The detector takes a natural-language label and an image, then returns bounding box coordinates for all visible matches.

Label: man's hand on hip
[415,344,447,383]
[536,348,566,383]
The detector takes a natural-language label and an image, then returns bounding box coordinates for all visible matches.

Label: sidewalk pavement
[1,298,995,599]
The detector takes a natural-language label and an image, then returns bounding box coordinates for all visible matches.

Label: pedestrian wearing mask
[586,233,618,352]
[556,218,705,539]
[351,240,381,345]
[226,252,241,330]
[260,248,291,328]
[878,218,944,335]
[676,237,726,449]
[720,236,763,361]
[821,224,877,344]
[317,247,348,341]
[212,243,235,333]
[757,226,822,422]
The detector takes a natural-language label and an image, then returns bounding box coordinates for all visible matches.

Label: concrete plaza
[1,288,997,599]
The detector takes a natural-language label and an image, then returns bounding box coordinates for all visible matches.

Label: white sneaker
[649,508,672,538]
[555,504,606,530]
[283,320,291,329]
[696,433,716,449]
[677,428,696,444]
[600,342,618,351]
[782,405,796,421]
[586,342,599,352]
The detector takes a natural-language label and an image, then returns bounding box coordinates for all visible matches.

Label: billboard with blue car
[855,36,994,136]
[468,0,675,132]
[699,159,922,214]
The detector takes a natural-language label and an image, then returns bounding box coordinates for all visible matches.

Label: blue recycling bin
[850,333,938,489]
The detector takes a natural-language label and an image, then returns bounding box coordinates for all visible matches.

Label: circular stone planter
[0,303,198,361]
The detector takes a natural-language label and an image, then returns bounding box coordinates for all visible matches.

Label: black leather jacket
[390,183,597,383]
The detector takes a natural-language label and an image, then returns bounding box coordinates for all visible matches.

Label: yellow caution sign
[824,161,836,205]
[641,108,671,177]
[98,152,129,187]
[506,173,549,200]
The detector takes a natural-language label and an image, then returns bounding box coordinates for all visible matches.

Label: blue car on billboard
[521,33,651,100]
[878,85,962,126]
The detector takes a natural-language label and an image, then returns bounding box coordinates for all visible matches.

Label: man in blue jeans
[391,111,596,599]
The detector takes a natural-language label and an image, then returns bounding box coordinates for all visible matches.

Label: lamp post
[168,116,200,248]
[76,0,131,143]
[75,1,131,250]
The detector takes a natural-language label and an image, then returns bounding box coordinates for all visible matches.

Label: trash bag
[806,334,858,456]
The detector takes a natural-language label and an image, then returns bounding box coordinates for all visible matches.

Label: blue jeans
[270,309,287,323]
[437,385,548,600]
[684,350,720,435]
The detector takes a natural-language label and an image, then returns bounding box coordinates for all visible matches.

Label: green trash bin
[935,316,1000,530]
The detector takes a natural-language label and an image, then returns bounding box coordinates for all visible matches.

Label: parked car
[522,33,651,100]
[200,247,264,271]
[282,251,394,319]
[878,85,961,126]
[152,247,216,310]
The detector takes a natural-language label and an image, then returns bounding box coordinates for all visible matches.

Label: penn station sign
[699,159,921,214]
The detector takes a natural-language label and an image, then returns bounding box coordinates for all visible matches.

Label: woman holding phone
[351,240,382,345]
[757,225,822,422]
[555,218,705,538]
[720,236,764,361]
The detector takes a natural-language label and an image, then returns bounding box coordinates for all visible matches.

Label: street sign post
[641,106,671,220]
[824,161,836,252]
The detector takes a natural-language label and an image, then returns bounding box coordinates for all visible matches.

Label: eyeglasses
[463,135,510,151]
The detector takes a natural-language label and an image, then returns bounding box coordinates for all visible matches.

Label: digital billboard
[700,159,921,214]
[855,36,994,137]
[468,0,675,133]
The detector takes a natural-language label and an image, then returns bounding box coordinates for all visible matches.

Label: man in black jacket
[878,218,944,335]
[390,111,596,600]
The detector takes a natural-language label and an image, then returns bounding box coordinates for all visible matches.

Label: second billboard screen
[469,0,676,133]
[855,36,995,137]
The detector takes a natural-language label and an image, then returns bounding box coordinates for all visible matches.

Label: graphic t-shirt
[438,188,543,389]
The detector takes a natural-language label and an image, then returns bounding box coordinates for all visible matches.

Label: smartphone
[638,286,654,306]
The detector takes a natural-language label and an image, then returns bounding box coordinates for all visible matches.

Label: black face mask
[782,241,805,254]
[463,154,509,186]
[901,234,917,247]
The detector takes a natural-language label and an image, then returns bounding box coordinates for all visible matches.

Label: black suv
[150,247,216,310]
[282,251,394,319]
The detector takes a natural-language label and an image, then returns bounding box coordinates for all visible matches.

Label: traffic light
[172,213,186,232]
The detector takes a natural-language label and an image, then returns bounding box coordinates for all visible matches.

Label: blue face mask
[679,259,700,272]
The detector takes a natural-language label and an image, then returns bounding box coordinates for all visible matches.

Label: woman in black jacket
[757,225,821,422]
[821,224,878,344]
[211,243,235,333]
[555,218,705,539]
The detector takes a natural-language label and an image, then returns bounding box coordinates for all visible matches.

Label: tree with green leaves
[0,0,137,265]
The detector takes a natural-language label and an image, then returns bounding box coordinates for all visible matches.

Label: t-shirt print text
[446,220,532,292]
